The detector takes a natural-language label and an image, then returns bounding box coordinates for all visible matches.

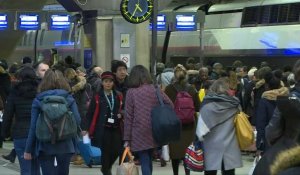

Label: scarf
[196,93,240,140]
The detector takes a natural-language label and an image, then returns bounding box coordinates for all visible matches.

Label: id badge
[108,118,115,124]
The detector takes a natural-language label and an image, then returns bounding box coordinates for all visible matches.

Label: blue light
[0,14,8,30]
[54,41,74,46]
[284,48,300,56]
[50,15,70,30]
[175,15,196,31]
[149,15,167,31]
[18,14,40,30]
[259,40,277,49]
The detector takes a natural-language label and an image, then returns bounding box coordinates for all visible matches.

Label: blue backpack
[36,95,78,144]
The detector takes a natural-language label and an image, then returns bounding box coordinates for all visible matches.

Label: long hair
[38,69,71,93]
[128,65,153,88]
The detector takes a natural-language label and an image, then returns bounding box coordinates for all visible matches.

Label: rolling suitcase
[78,140,101,168]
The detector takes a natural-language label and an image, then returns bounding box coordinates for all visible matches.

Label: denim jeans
[136,149,153,175]
[39,153,73,175]
[14,138,40,175]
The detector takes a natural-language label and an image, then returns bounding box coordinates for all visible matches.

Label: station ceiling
[0,0,48,59]
[0,0,48,10]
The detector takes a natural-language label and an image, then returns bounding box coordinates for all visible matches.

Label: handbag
[248,156,261,175]
[151,86,181,146]
[184,141,204,172]
[116,147,139,175]
[234,111,255,150]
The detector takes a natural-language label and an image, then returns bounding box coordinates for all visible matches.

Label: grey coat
[197,94,243,171]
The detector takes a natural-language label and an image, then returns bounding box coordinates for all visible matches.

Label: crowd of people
[0,55,299,175]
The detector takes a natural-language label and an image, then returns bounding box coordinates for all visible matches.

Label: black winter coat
[82,89,122,149]
[253,86,300,175]
[0,73,11,103]
[1,80,38,139]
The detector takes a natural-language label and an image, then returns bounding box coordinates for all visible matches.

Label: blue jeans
[39,153,73,175]
[14,138,40,175]
[136,149,153,175]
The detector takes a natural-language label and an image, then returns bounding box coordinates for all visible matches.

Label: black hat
[22,57,32,64]
[101,71,115,80]
[111,60,127,73]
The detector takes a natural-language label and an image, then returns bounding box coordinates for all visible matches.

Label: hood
[37,89,70,101]
[255,79,265,89]
[14,80,38,98]
[71,75,86,93]
[270,146,300,175]
[262,87,289,101]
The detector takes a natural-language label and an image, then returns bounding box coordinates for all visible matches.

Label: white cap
[248,67,257,77]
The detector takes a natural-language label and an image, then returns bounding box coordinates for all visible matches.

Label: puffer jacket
[1,80,38,139]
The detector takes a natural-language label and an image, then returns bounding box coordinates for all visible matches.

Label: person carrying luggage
[164,64,200,175]
[82,71,123,175]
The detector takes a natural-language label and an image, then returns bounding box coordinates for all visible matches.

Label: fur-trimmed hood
[262,87,289,101]
[255,79,265,89]
[270,146,300,175]
[70,75,86,93]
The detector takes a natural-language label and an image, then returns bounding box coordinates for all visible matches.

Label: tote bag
[234,112,254,150]
[116,147,139,175]
[151,86,181,146]
[184,140,204,172]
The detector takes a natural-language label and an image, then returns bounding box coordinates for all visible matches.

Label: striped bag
[184,141,204,172]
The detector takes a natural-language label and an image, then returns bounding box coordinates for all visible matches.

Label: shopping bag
[184,141,204,172]
[234,112,255,150]
[161,145,170,161]
[248,156,261,175]
[116,147,139,175]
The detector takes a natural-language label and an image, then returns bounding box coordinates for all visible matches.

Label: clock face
[120,0,154,24]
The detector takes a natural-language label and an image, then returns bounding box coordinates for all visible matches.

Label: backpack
[174,85,195,125]
[36,95,78,144]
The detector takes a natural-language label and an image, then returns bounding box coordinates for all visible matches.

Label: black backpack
[36,95,78,144]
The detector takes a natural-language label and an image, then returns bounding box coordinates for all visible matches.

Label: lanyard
[104,91,114,117]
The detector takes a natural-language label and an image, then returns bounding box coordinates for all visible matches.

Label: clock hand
[136,4,143,12]
[132,5,138,17]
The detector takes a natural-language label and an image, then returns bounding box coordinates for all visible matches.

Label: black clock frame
[120,0,154,24]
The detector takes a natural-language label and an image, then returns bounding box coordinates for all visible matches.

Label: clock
[120,0,154,24]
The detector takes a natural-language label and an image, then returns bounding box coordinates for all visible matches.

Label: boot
[160,158,167,167]
[2,149,16,163]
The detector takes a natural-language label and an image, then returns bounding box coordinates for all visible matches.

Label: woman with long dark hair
[24,69,81,175]
[124,65,173,175]
[2,66,40,175]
